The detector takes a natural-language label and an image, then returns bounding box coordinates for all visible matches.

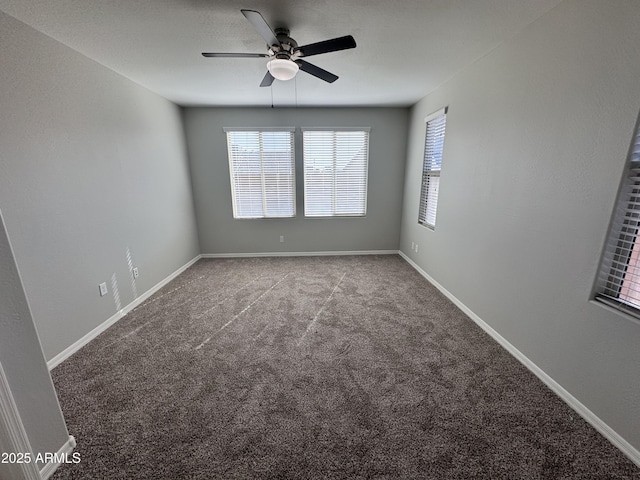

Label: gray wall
[0,209,68,467]
[0,11,200,361]
[184,107,408,254]
[400,0,640,451]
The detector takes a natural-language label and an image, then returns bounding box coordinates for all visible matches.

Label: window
[594,120,640,319]
[225,128,295,219]
[303,128,370,217]
[418,107,448,229]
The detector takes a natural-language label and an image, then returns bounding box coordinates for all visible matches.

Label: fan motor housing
[272,28,298,57]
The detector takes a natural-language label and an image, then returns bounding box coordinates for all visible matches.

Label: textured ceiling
[0,0,562,107]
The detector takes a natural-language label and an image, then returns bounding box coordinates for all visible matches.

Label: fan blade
[295,35,356,58]
[260,71,275,87]
[241,9,280,47]
[202,52,269,58]
[295,59,338,83]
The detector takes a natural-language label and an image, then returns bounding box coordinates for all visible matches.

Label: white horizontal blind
[303,129,369,217]
[225,129,295,219]
[595,121,640,318]
[418,108,447,228]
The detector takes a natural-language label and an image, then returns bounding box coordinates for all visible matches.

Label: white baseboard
[39,435,76,480]
[201,250,399,258]
[398,250,640,468]
[47,255,201,370]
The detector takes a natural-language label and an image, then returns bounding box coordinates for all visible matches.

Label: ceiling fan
[202,9,356,87]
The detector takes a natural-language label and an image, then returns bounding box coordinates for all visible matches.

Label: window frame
[302,127,370,218]
[418,107,448,230]
[593,117,640,322]
[224,127,296,219]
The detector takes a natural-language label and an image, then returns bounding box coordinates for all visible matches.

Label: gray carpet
[50,255,640,479]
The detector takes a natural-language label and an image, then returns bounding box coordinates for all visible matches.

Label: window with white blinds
[595,120,640,319]
[302,128,370,217]
[418,107,448,229]
[225,128,295,219]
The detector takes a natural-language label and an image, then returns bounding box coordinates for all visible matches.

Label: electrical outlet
[99,282,108,296]
[133,267,139,279]
[280,235,284,243]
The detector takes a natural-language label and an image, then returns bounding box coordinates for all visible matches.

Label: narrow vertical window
[303,128,370,217]
[418,107,448,229]
[595,119,640,318]
[225,128,295,219]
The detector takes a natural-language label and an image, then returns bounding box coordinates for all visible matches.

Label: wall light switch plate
[133,267,139,279]
[99,282,108,296]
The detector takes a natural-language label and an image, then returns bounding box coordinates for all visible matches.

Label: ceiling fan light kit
[267,58,299,81]
[202,9,356,87]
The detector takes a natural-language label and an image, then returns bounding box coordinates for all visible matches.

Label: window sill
[590,298,640,327]
[304,215,367,219]
[418,222,435,231]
